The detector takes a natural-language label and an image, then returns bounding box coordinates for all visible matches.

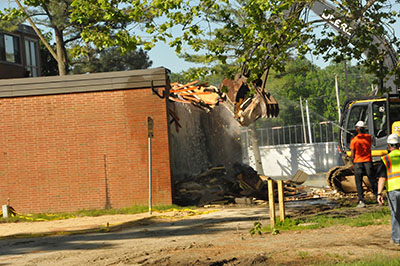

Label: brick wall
[0,88,172,213]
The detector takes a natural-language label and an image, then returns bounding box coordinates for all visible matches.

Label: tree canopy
[262,58,375,126]
[70,47,152,74]
[1,0,398,88]
[68,0,399,90]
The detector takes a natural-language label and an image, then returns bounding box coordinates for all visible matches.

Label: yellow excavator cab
[392,121,400,137]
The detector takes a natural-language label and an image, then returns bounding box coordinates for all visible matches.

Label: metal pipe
[300,97,307,143]
[335,75,342,121]
[148,137,152,215]
[306,100,313,144]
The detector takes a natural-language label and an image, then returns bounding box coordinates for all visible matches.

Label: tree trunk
[249,123,264,175]
[55,28,68,76]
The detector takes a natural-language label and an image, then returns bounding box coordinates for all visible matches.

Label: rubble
[169,81,225,112]
[174,163,334,206]
[169,78,279,127]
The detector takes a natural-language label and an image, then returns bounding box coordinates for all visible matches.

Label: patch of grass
[266,207,391,232]
[298,251,310,259]
[0,204,192,223]
[324,254,400,266]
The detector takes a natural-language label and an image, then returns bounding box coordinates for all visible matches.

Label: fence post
[315,123,323,142]
[326,123,329,142]
[332,123,335,142]
[268,179,276,228]
[277,180,285,222]
[277,128,280,145]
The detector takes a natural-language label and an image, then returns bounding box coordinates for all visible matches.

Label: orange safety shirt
[350,133,372,163]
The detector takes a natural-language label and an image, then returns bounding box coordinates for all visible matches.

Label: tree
[0,0,154,75]
[70,0,399,92]
[2,0,398,88]
[256,57,376,128]
[40,35,59,76]
[70,47,152,74]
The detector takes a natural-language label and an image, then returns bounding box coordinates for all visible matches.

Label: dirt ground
[1,199,400,266]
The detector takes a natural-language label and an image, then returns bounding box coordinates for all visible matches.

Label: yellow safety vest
[382,149,400,192]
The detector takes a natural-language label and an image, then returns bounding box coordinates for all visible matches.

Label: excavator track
[326,161,381,195]
[326,164,354,194]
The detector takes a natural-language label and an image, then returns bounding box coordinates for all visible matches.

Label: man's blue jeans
[387,190,400,243]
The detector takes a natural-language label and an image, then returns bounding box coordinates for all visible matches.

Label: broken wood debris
[169,81,226,112]
[173,163,331,206]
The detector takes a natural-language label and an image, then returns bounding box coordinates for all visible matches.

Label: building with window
[0,24,41,79]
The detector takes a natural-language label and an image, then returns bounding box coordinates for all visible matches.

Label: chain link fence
[242,121,339,146]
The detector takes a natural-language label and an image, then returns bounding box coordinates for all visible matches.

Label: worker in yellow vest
[377,133,400,246]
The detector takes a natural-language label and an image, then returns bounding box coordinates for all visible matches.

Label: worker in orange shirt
[350,121,377,208]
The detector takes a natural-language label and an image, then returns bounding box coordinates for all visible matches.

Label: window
[0,33,21,64]
[25,39,39,77]
[372,102,387,138]
[347,105,369,132]
[345,104,369,146]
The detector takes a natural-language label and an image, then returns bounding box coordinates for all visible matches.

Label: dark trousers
[354,162,377,201]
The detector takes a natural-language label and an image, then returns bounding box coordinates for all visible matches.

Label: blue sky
[147,42,203,73]
[1,0,399,73]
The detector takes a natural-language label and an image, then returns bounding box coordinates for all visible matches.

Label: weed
[271,228,280,235]
[298,251,309,259]
[249,221,265,236]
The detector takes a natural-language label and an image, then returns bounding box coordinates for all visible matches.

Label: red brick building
[0,68,172,213]
[0,24,41,79]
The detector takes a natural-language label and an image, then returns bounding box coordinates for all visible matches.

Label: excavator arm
[221,0,398,127]
[308,0,399,94]
[220,3,306,126]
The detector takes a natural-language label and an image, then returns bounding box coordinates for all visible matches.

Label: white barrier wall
[244,142,344,178]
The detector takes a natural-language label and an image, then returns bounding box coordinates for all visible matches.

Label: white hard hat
[355,121,365,128]
[387,133,400,144]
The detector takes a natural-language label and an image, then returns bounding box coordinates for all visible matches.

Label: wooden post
[268,179,276,228]
[277,180,285,222]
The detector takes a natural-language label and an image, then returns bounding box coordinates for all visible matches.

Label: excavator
[220,0,400,193]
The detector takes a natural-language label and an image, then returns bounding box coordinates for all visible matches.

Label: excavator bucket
[221,75,279,127]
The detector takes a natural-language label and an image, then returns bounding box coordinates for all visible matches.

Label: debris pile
[173,166,239,206]
[168,78,279,127]
[174,163,332,206]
